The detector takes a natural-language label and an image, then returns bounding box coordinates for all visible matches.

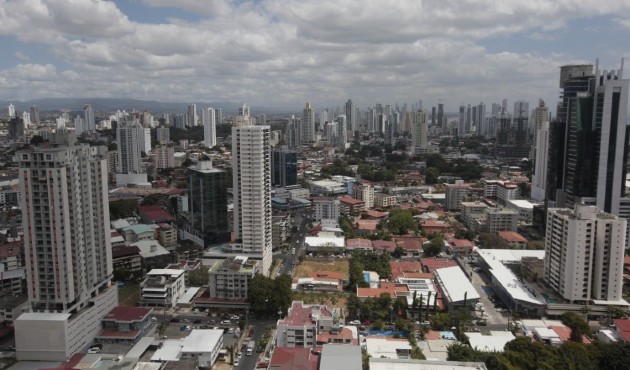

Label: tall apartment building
[313,198,340,221]
[156,126,170,144]
[187,160,229,246]
[532,119,550,202]
[30,105,40,125]
[202,107,217,148]
[544,205,626,303]
[272,147,298,188]
[187,103,198,127]
[353,184,374,209]
[412,109,428,154]
[336,115,347,149]
[14,133,118,361]
[232,107,273,275]
[154,144,175,169]
[485,208,519,232]
[302,102,315,144]
[84,104,95,132]
[445,184,483,211]
[116,120,144,174]
[345,99,355,134]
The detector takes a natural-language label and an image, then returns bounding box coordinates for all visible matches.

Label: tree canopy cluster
[447,336,630,370]
[424,154,483,182]
[348,251,392,288]
[347,293,393,323]
[247,274,293,316]
[385,209,419,235]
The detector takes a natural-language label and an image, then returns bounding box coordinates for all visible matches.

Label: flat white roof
[178,287,201,304]
[533,327,559,339]
[147,269,185,277]
[305,236,345,248]
[507,199,537,209]
[151,329,223,361]
[476,249,544,305]
[365,337,412,359]
[434,266,480,303]
[370,358,487,370]
[466,331,515,352]
[126,337,157,359]
[15,312,71,321]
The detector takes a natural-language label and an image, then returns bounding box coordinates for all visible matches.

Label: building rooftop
[370,358,488,370]
[319,344,361,370]
[434,266,480,303]
[420,258,458,273]
[365,337,412,359]
[123,224,156,236]
[304,236,345,248]
[497,231,528,243]
[103,306,153,322]
[308,271,348,281]
[466,331,515,352]
[279,301,333,327]
[339,196,365,205]
[357,282,409,298]
[139,205,174,223]
[269,347,319,370]
[132,240,170,258]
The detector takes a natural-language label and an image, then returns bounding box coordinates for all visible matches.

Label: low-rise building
[156,223,177,248]
[353,184,374,209]
[313,198,341,221]
[374,192,397,208]
[112,245,143,277]
[339,197,365,215]
[276,301,337,348]
[506,199,536,223]
[208,256,259,301]
[486,208,519,232]
[151,329,224,368]
[140,269,186,307]
[497,231,528,249]
[96,306,153,344]
[365,337,412,359]
[434,266,480,311]
[122,224,156,242]
[310,180,347,196]
[304,235,345,254]
[269,347,320,370]
[132,240,172,270]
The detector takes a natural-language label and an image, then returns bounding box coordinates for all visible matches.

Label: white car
[349,320,361,325]
[87,347,101,354]
[221,320,232,325]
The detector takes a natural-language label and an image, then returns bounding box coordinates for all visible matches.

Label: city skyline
[0,1,629,109]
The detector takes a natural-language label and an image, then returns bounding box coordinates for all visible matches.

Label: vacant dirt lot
[294,258,349,278]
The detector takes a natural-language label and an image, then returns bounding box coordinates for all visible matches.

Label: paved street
[469,265,508,328]
[276,211,310,277]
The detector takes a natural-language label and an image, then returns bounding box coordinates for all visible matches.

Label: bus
[246,341,255,356]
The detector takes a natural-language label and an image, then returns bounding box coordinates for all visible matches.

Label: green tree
[248,274,274,315]
[424,167,440,184]
[109,199,139,220]
[188,267,209,286]
[423,237,444,257]
[387,210,418,235]
[430,312,452,330]
[561,312,590,342]
[392,246,405,258]
[272,274,293,316]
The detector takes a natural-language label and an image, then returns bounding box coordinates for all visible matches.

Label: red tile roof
[138,205,174,223]
[372,240,397,253]
[420,220,450,228]
[280,302,332,327]
[614,319,630,343]
[316,327,357,345]
[103,306,152,322]
[421,258,458,273]
[339,196,365,205]
[364,210,387,218]
[0,241,21,259]
[356,219,379,230]
[357,282,408,298]
[394,237,425,250]
[390,261,422,279]
[269,347,319,370]
[497,231,528,243]
[112,245,140,259]
[448,238,476,248]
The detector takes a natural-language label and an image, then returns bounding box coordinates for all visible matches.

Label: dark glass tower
[271,147,298,187]
[188,160,229,245]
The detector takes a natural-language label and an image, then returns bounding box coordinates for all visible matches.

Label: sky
[0,0,629,111]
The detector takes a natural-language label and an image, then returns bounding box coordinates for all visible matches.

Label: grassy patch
[118,284,141,306]
[294,259,349,278]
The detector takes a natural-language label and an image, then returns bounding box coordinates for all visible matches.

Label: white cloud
[0,0,628,108]
[14,51,30,62]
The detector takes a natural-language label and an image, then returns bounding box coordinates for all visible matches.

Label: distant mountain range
[0,98,265,114]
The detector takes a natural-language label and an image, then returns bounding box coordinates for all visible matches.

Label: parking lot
[469,264,508,328]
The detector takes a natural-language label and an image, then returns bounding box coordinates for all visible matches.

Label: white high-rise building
[413,109,428,154]
[7,103,15,118]
[232,106,273,275]
[544,205,626,303]
[531,120,549,201]
[336,114,347,149]
[302,102,315,144]
[14,132,118,361]
[74,114,85,136]
[202,107,217,148]
[21,111,31,127]
[84,104,95,132]
[326,122,337,146]
[116,121,144,174]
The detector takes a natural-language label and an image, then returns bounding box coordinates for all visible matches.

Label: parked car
[221,320,232,325]
[87,347,101,354]
[349,320,361,325]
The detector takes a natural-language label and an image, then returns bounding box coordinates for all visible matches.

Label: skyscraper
[232,106,273,275]
[345,99,355,134]
[188,160,229,245]
[156,126,170,144]
[458,105,465,136]
[84,104,95,132]
[116,120,144,175]
[547,62,629,214]
[187,103,198,127]
[74,114,85,136]
[336,114,347,149]
[202,107,217,148]
[14,132,117,360]
[531,120,549,202]
[272,147,298,188]
[286,116,301,150]
[476,103,486,137]
[302,102,315,144]
[412,109,428,155]
[437,103,444,129]
[544,205,625,303]
[7,103,15,118]
[8,117,25,140]
[30,105,40,125]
